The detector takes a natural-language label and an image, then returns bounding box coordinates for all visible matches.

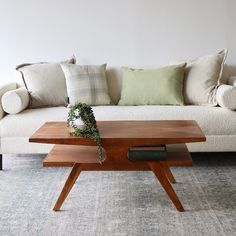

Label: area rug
[0,154,236,236]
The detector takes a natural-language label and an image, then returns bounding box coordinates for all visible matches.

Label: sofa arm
[216,84,236,110]
[0,82,17,119]
[228,76,236,87]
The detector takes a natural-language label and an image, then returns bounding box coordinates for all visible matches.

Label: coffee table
[29,120,206,212]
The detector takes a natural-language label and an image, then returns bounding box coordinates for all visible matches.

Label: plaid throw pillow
[61,64,111,106]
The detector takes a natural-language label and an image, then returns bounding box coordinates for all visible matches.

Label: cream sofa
[0,69,236,170]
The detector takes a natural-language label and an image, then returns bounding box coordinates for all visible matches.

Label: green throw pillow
[118,64,186,106]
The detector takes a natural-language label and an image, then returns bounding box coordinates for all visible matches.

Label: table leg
[53,163,82,211]
[163,166,176,184]
[149,163,184,212]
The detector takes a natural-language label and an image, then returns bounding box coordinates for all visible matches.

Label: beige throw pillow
[61,64,111,106]
[171,49,228,105]
[16,56,76,108]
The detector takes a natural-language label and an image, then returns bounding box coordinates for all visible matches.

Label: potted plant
[67,103,104,164]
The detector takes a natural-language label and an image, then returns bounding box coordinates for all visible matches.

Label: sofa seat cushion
[1,105,236,139]
[92,105,236,136]
[0,107,68,138]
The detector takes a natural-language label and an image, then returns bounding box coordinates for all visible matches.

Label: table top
[29,120,206,146]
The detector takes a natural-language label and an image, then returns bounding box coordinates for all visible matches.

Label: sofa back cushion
[16,57,76,108]
[106,68,123,105]
[220,64,230,84]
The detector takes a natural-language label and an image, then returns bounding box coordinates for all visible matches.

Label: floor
[0,153,236,236]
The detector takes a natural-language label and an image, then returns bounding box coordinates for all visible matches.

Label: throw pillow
[16,56,76,108]
[2,87,30,114]
[170,49,228,105]
[61,64,111,106]
[118,64,186,106]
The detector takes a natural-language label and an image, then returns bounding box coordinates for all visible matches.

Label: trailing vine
[67,102,104,164]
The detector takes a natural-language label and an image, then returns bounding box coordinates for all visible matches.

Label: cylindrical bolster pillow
[216,85,236,110]
[0,82,17,119]
[1,87,30,114]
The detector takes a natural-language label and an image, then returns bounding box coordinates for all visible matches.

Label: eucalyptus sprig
[67,102,104,164]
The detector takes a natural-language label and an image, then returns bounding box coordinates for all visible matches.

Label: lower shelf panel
[43,144,192,169]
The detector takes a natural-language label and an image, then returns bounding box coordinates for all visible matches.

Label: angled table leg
[163,166,176,184]
[149,163,184,212]
[53,163,82,211]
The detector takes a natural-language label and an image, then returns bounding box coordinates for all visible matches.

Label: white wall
[0,0,235,85]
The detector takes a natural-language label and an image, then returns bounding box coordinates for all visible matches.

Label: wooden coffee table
[29,120,206,212]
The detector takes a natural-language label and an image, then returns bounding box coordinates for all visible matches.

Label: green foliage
[67,103,104,164]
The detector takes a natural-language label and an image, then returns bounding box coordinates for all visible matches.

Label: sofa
[0,54,236,170]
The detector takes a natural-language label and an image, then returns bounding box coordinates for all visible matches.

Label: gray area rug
[0,154,236,236]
